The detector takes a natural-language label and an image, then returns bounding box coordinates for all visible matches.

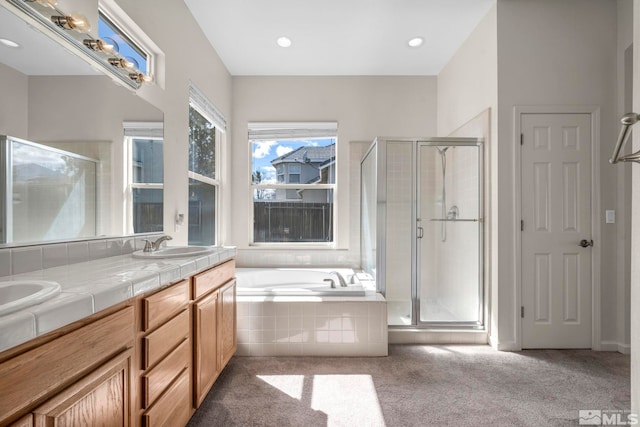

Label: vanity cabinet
[192,260,236,407]
[0,258,237,427]
[0,305,135,426]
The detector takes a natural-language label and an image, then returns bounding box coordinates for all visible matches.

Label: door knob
[579,239,594,248]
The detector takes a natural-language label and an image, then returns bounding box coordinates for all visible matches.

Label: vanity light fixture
[9,0,148,89]
[83,38,117,54]
[51,13,90,31]
[408,37,424,48]
[0,38,21,48]
[277,36,292,48]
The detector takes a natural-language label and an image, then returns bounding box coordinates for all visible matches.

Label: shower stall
[361,137,483,328]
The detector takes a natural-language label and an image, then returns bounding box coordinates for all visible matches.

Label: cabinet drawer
[192,260,235,300]
[143,368,191,427]
[142,339,190,409]
[142,310,189,370]
[143,280,190,332]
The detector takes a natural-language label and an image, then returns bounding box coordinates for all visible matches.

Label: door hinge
[520,133,524,145]
[521,306,524,318]
[521,220,524,231]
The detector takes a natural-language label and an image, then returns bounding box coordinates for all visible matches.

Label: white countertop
[0,247,237,353]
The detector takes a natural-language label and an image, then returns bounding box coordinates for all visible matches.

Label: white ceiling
[184,0,496,76]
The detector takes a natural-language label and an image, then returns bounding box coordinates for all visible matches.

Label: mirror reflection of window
[1,137,98,244]
[131,138,163,233]
[125,122,164,235]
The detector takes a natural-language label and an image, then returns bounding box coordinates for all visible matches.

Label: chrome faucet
[142,235,173,252]
[330,271,348,287]
[323,278,336,289]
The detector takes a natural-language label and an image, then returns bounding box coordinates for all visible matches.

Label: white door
[521,113,592,349]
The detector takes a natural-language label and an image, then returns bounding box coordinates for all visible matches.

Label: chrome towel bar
[610,112,640,164]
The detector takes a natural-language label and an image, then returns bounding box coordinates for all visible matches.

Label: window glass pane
[132,188,163,233]
[253,189,333,242]
[132,139,163,184]
[251,138,335,185]
[98,13,148,73]
[188,178,216,245]
[189,106,216,179]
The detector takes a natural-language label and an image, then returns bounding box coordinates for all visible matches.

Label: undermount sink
[0,280,61,317]
[131,246,215,259]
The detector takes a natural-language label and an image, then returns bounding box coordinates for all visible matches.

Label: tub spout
[331,271,348,287]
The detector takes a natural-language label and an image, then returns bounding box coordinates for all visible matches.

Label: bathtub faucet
[330,271,348,287]
[142,235,173,252]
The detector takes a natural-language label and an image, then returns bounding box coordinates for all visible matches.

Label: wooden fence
[253,201,333,242]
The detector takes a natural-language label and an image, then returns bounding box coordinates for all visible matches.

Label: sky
[251,138,334,184]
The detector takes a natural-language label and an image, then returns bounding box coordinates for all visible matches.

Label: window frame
[248,123,338,247]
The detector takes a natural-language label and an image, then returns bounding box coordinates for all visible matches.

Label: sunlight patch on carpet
[257,375,305,400]
[311,375,386,427]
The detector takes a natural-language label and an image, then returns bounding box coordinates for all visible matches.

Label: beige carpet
[187,344,630,427]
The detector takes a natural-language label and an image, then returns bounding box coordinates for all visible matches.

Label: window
[98,0,165,86]
[249,122,338,244]
[125,122,164,233]
[98,12,148,74]
[188,83,226,246]
[288,164,301,183]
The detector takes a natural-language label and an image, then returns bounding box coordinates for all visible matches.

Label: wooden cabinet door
[219,280,237,368]
[193,290,220,407]
[33,350,132,427]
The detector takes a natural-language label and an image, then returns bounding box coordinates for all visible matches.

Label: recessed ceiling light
[0,38,20,48]
[277,36,292,48]
[408,37,424,48]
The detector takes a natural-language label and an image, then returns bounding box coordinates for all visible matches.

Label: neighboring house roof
[271,144,335,166]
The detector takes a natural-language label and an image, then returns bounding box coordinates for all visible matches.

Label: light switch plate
[605,210,616,224]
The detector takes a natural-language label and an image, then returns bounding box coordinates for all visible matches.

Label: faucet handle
[142,239,153,252]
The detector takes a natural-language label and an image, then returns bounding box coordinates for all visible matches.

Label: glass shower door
[417,142,483,325]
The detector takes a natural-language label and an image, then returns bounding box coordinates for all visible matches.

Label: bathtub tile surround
[0,238,237,352]
[237,295,388,357]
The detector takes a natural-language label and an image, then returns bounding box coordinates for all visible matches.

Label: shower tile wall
[236,298,388,356]
[385,142,413,325]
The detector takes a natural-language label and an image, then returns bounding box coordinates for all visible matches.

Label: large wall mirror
[0,4,163,247]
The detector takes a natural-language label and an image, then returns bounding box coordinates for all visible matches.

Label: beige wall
[0,63,28,137]
[631,0,639,413]
[436,4,498,346]
[497,0,619,349]
[616,0,633,354]
[230,76,437,266]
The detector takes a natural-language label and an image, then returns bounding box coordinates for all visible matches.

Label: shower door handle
[417,227,424,239]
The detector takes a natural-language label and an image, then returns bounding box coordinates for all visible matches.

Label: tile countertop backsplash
[0,242,237,353]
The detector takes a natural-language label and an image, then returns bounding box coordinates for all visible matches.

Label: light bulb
[83,38,116,55]
[51,13,90,31]
[129,73,152,83]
